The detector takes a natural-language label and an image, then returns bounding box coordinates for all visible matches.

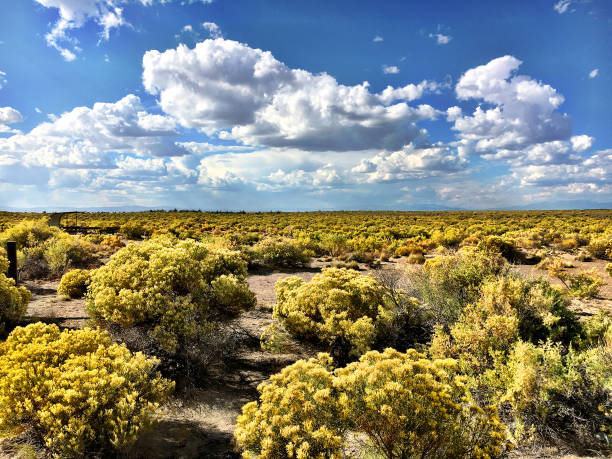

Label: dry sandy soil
[11,254,612,458]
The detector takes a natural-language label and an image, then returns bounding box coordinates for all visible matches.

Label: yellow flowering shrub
[430,276,579,373]
[100,234,125,249]
[273,268,389,360]
[0,255,31,330]
[0,220,94,279]
[0,219,58,248]
[235,354,345,459]
[607,263,612,277]
[587,236,612,260]
[335,348,508,458]
[87,237,255,355]
[57,269,90,299]
[0,323,173,457]
[235,350,508,459]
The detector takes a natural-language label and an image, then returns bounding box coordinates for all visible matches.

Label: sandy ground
[511,253,612,316]
[11,254,612,458]
[22,279,88,329]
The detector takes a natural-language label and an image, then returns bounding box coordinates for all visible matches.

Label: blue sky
[0,0,610,210]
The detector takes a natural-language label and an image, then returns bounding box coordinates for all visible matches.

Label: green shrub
[57,269,90,299]
[406,250,426,264]
[483,340,612,450]
[274,268,389,362]
[0,323,173,457]
[565,270,604,299]
[546,260,604,298]
[579,310,612,349]
[252,237,311,267]
[44,234,92,276]
[409,246,507,325]
[320,232,348,257]
[478,235,523,263]
[119,222,149,240]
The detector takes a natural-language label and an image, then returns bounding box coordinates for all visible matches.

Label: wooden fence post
[6,241,17,282]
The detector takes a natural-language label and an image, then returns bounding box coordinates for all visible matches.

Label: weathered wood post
[6,241,17,282]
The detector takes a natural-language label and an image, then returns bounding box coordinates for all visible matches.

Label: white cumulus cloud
[143,38,440,152]
[452,55,571,154]
[351,144,466,182]
[589,68,599,78]
[571,134,594,152]
[0,107,23,133]
[0,95,187,168]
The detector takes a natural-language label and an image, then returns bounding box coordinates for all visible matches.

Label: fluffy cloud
[351,144,466,182]
[482,140,581,166]
[570,134,594,152]
[143,39,440,152]
[589,68,599,78]
[0,95,187,168]
[377,80,445,104]
[0,107,23,125]
[429,33,452,45]
[0,107,23,133]
[513,150,612,188]
[0,70,6,89]
[261,166,344,191]
[373,36,383,42]
[382,65,399,74]
[448,55,607,203]
[452,55,572,154]
[446,106,462,122]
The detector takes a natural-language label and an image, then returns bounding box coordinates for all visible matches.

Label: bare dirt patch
[511,255,612,316]
[21,279,88,329]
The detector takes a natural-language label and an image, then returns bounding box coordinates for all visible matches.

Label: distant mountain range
[0,206,154,213]
[1,202,610,213]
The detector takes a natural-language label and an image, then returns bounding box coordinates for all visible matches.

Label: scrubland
[0,210,611,458]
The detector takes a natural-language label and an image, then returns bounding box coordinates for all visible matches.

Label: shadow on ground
[130,419,239,459]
